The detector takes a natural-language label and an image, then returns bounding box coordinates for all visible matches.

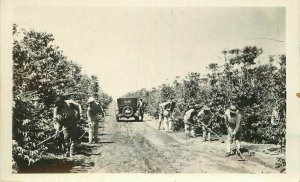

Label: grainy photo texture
[12,7,286,173]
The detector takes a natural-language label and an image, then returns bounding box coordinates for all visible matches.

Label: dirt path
[69,103,280,173]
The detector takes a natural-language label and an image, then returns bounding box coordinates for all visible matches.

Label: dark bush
[123,46,286,147]
[12,24,112,170]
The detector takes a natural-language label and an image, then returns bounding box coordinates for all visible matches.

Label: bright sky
[14,7,285,99]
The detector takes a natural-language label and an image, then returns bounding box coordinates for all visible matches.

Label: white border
[1,0,299,181]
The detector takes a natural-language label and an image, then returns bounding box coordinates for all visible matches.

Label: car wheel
[122,106,133,118]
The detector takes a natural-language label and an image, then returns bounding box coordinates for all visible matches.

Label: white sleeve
[53,107,58,120]
[225,109,231,118]
[197,110,204,117]
[271,109,278,125]
[224,109,230,123]
[87,107,92,122]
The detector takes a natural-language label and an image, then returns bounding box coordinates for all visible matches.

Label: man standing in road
[137,98,146,121]
[183,103,195,136]
[224,105,242,157]
[184,104,201,138]
[158,99,176,131]
[158,101,167,130]
[163,99,176,133]
[198,105,213,142]
[158,99,174,130]
[53,94,82,157]
[87,97,105,144]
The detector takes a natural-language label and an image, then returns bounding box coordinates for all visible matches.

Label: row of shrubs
[12,25,113,171]
[124,46,286,147]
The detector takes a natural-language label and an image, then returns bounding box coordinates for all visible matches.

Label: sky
[13,7,285,99]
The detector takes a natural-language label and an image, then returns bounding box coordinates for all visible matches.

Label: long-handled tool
[233,135,246,161]
[198,120,225,143]
[78,130,88,140]
[235,147,245,161]
[225,125,246,161]
[224,120,246,161]
[37,121,81,146]
[37,127,67,146]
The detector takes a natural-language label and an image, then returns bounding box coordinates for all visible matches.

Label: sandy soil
[64,103,283,174]
[18,103,283,173]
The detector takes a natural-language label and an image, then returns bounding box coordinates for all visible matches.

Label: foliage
[275,156,286,172]
[12,24,112,170]
[123,46,286,146]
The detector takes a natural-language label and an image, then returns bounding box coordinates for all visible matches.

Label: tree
[123,46,286,147]
[12,24,112,171]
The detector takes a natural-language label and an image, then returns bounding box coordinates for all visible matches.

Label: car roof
[117,97,138,100]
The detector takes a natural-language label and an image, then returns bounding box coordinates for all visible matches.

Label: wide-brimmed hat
[203,105,210,111]
[170,98,176,102]
[88,97,95,103]
[229,105,238,113]
[195,104,201,110]
[188,103,195,108]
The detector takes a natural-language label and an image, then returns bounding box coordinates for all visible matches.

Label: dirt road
[68,103,280,173]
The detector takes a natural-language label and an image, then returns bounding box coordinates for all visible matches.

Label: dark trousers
[63,125,78,155]
[140,110,144,121]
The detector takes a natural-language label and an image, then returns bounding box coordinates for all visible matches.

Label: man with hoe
[183,103,195,136]
[158,99,176,131]
[224,105,242,157]
[198,105,213,142]
[53,94,82,157]
[183,103,201,138]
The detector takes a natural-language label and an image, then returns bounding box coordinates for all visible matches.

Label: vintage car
[116,97,141,121]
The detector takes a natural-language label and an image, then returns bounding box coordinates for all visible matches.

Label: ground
[19,103,285,173]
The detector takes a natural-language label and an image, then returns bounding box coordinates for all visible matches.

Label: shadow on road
[17,158,76,173]
[117,120,144,123]
[100,141,114,144]
[99,133,111,136]
[17,141,111,173]
[75,144,100,157]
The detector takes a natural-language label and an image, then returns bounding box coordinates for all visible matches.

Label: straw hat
[229,105,238,114]
[188,103,195,109]
[203,105,210,111]
[195,104,201,110]
[88,97,95,103]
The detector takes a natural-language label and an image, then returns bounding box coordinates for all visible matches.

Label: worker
[184,104,201,138]
[53,94,82,157]
[224,105,242,157]
[87,97,105,144]
[198,105,213,142]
